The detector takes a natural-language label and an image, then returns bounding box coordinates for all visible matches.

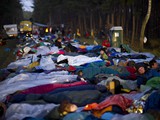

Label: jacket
[137,69,160,88]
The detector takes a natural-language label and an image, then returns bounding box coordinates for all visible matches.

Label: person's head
[138,66,145,74]
[64,46,71,52]
[77,70,83,76]
[127,60,136,67]
[100,48,106,55]
[118,60,127,67]
[149,59,158,69]
[135,63,147,74]
[59,100,77,113]
[57,37,62,42]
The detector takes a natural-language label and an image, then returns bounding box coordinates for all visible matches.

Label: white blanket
[5,103,57,120]
[57,54,102,66]
[39,55,55,70]
[36,46,59,56]
[1,71,69,85]
[0,72,77,101]
[7,57,32,69]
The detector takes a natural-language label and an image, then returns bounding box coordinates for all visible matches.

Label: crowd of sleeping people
[0,36,160,120]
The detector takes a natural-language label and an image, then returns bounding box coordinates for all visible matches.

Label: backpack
[107,79,123,94]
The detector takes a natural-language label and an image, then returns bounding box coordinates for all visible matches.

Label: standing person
[85,31,90,39]
[55,37,62,48]
[102,39,111,48]
[76,28,81,38]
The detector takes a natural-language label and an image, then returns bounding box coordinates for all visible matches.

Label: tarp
[33,22,48,27]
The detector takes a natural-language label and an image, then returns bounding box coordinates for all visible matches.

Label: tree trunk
[139,0,152,51]
[125,7,129,39]
[99,13,102,30]
[135,16,139,40]
[111,13,114,26]
[93,13,96,32]
[121,14,125,31]
[83,14,87,33]
[49,12,52,26]
[78,15,82,35]
[116,14,120,26]
[131,15,135,46]
[106,14,110,24]
[90,12,93,30]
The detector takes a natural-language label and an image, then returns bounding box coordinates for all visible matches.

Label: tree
[32,0,160,44]
[0,0,23,30]
[139,0,152,51]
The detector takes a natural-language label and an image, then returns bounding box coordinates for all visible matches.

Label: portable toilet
[109,26,123,47]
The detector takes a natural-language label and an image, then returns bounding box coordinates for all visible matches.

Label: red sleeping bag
[85,94,132,112]
[20,81,88,94]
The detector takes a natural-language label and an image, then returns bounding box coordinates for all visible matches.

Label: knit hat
[127,61,136,67]
[135,63,148,73]
[135,63,144,71]
[118,60,126,67]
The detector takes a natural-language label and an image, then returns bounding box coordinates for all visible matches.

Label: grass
[78,37,160,57]
[77,37,101,45]
[0,39,18,69]
[131,39,160,57]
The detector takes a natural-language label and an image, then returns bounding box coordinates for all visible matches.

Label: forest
[0,0,23,28]
[0,0,160,51]
[32,0,159,43]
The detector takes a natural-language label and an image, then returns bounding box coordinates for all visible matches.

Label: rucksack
[107,79,123,94]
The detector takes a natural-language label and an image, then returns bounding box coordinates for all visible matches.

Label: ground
[0,39,18,69]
